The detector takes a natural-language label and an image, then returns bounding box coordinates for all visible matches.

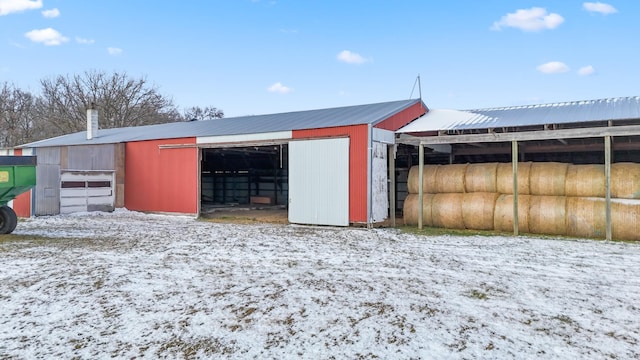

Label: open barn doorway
[199,144,289,223]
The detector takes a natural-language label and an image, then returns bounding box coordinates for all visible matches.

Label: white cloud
[24,27,68,46]
[578,65,596,76]
[337,50,369,64]
[492,7,564,32]
[76,37,95,45]
[107,47,123,55]
[583,2,617,15]
[0,0,42,15]
[267,82,292,94]
[41,7,59,18]
[537,61,570,74]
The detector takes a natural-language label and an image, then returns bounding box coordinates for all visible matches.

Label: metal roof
[397,96,640,133]
[21,99,423,148]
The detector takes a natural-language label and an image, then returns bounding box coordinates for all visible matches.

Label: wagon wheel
[0,205,18,234]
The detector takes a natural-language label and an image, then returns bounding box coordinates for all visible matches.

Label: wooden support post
[389,144,396,227]
[418,144,424,230]
[605,135,612,241]
[512,140,519,236]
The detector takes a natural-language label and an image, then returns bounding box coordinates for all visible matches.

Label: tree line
[0,70,223,148]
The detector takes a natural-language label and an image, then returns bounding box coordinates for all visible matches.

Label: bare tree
[182,106,224,121]
[36,70,182,137]
[0,83,38,148]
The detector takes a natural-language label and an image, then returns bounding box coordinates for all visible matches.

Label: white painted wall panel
[372,128,395,144]
[372,142,389,222]
[289,138,349,226]
[197,131,292,145]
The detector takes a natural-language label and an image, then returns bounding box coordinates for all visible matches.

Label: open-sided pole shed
[396,97,640,240]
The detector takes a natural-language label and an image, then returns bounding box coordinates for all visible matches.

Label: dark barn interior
[200,145,289,210]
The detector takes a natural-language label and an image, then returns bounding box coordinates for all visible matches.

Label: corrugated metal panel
[374,101,427,131]
[398,96,640,133]
[293,124,369,223]
[125,138,198,214]
[21,99,424,148]
[34,164,61,216]
[34,147,61,165]
[289,138,349,226]
[32,147,61,216]
[66,144,115,170]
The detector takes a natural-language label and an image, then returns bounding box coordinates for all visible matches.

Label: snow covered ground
[1,210,639,359]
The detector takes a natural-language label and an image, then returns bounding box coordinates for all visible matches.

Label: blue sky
[1,0,638,117]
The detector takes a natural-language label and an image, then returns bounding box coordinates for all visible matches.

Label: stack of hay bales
[404,162,640,241]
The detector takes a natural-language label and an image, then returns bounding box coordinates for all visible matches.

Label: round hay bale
[529,162,569,196]
[528,195,566,236]
[435,164,468,193]
[611,163,640,199]
[402,193,435,226]
[612,199,640,241]
[465,163,498,193]
[496,162,532,195]
[566,197,606,239]
[565,164,605,198]
[431,193,465,229]
[407,165,440,194]
[462,192,499,230]
[493,194,531,234]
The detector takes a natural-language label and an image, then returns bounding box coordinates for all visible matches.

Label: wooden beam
[512,140,519,236]
[418,144,424,230]
[605,136,612,241]
[452,141,640,156]
[389,144,396,227]
[406,124,640,145]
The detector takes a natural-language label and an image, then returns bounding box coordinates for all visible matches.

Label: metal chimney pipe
[87,108,98,140]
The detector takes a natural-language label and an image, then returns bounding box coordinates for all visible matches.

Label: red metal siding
[292,125,369,223]
[374,101,427,131]
[125,138,198,214]
[11,148,31,217]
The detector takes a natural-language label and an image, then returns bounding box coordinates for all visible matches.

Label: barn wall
[371,142,388,222]
[374,101,426,131]
[125,138,198,214]
[114,143,126,208]
[66,144,115,170]
[33,147,61,216]
[292,125,368,223]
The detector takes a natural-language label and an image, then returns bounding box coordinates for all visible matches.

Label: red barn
[16,99,426,226]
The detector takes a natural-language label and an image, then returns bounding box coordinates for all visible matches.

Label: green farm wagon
[0,156,36,234]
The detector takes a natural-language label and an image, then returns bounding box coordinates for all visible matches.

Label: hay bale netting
[565,164,605,198]
[566,197,606,239]
[528,195,567,236]
[612,199,640,241]
[465,163,498,193]
[462,192,499,230]
[529,162,569,196]
[403,193,435,226]
[493,194,531,234]
[431,193,465,229]
[611,163,640,199]
[435,164,468,193]
[496,162,532,195]
[407,165,440,194]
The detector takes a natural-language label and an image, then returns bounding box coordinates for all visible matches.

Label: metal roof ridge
[464,96,640,112]
[232,98,420,119]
